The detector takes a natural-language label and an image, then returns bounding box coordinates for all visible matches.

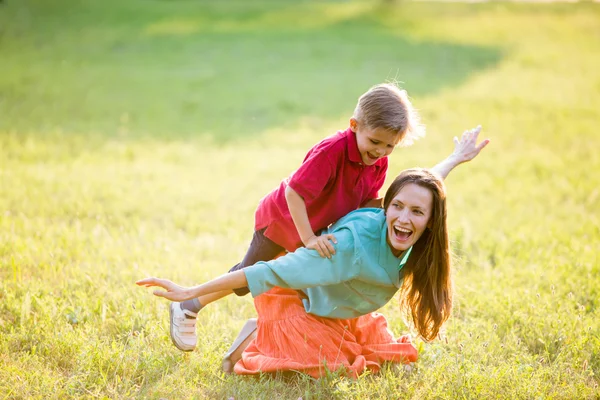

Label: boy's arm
[285,186,337,258]
[431,125,489,179]
[244,231,358,297]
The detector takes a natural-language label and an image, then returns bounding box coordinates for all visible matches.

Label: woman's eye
[414,210,423,215]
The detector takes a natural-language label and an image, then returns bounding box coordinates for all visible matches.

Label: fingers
[136,277,160,287]
[317,239,332,258]
[324,235,336,255]
[469,125,488,153]
[308,235,338,258]
[465,126,480,143]
[327,233,338,245]
[458,126,483,146]
[323,239,335,258]
[476,138,490,152]
[317,235,337,258]
[137,277,187,302]
[308,237,326,258]
[136,277,174,291]
[315,241,326,258]
[153,289,179,301]
[306,237,325,258]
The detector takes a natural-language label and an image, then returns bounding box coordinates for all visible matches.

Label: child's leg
[196,289,233,307]
[161,229,282,352]
[228,228,285,296]
[137,272,249,352]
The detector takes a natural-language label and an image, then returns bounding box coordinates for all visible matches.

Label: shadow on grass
[0,0,504,143]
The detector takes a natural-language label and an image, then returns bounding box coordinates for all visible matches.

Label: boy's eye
[370,139,380,144]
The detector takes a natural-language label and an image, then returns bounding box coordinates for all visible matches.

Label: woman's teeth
[393,226,412,240]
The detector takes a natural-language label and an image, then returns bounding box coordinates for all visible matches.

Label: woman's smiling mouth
[393,226,413,241]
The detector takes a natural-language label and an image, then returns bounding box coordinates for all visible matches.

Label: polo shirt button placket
[356,162,365,185]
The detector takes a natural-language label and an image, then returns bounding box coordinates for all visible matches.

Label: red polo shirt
[254,128,388,252]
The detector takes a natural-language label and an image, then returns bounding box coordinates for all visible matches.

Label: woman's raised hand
[136,277,192,301]
[452,125,490,163]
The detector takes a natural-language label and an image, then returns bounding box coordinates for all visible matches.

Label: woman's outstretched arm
[136,270,248,302]
[137,229,357,302]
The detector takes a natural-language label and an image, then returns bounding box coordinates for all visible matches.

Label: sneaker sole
[169,303,195,352]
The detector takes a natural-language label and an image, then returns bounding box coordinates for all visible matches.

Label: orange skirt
[234,287,418,378]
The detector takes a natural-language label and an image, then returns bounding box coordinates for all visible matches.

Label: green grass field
[1,0,599,398]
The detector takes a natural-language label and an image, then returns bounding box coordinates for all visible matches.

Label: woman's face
[386,183,433,257]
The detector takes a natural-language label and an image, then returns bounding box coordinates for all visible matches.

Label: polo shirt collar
[378,216,407,288]
[344,128,363,164]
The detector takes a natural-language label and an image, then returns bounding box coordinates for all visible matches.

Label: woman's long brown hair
[383,168,452,342]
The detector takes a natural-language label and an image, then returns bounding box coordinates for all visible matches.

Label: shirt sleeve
[364,158,388,202]
[287,149,336,202]
[244,229,360,297]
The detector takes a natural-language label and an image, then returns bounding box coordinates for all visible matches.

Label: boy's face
[350,118,403,166]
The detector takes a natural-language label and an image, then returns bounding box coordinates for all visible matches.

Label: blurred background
[1,0,599,398]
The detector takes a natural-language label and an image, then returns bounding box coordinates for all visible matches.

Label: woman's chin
[390,240,412,255]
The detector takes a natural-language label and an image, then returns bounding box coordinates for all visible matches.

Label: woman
[138,130,488,377]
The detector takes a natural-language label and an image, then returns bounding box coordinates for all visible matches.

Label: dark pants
[228,228,285,296]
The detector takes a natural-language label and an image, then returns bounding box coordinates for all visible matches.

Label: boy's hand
[136,277,191,301]
[305,233,338,259]
[451,125,489,164]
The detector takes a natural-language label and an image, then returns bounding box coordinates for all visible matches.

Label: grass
[1,0,599,398]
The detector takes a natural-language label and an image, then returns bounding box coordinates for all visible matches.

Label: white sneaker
[169,302,198,351]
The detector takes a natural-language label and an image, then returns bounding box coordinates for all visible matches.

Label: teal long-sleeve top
[244,208,411,319]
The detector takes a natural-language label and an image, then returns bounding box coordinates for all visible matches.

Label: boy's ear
[349,118,358,132]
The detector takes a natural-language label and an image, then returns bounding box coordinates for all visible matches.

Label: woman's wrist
[185,287,200,301]
[445,153,464,167]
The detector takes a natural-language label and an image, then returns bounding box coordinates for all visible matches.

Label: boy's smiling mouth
[366,152,379,162]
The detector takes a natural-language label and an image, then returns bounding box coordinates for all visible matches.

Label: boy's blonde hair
[353,83,425,146]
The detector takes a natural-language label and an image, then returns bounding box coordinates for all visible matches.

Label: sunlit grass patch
[1,0,599,398]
